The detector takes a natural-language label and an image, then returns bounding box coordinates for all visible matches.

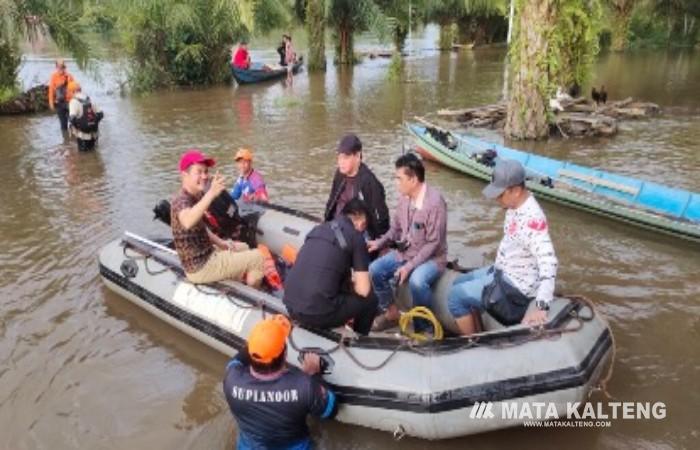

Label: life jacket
[257,244,283,290]
[76,97,99,132]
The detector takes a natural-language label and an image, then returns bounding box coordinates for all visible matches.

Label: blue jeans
[238,432,312,450]
[369,251,442,332]
[447,265,495,318]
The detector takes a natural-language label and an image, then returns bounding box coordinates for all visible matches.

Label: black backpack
[204,191,242,238]
[77,97,99,132]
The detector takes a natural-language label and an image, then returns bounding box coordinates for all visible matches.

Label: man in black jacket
[285,199,378,335]
[324,134,390,242]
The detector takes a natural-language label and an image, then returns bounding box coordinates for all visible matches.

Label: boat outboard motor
[476,148,498,167]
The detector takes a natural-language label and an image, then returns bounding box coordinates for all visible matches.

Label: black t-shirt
[333,176,356,219]
[223,357,333,447]
[283,216,370,316]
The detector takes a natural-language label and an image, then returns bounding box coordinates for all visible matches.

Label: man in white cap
[447,159,558,336]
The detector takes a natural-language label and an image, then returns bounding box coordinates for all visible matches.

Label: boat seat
[558,169,639,196]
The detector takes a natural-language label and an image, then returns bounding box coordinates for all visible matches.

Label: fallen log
[436,96,660,138]
[0,85,50,115]
[553,113,618,138]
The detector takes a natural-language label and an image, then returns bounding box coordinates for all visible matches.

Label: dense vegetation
[1,0,698,136]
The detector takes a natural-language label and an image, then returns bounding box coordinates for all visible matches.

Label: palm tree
[454,0,508,46]
[328,0,379,64]
[118,0,246,91]
[305,0,327,71]
[0,0,90,96]
[505,0,602,140]
[423,0,463,50]
[607,0,636,51]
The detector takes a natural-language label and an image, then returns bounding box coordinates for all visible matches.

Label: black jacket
[324,163,390,240]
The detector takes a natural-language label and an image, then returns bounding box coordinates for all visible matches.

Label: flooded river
[1,34,699,449]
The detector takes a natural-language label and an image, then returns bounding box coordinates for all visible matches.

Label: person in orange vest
[48,59,75,134]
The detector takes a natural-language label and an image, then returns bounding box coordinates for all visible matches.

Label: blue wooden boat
[231,60,303,85]
[407,120,700,242]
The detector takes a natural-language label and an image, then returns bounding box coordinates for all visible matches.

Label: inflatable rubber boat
[98,203,613,439]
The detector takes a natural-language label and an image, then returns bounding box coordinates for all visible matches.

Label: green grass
[0,85,20,104]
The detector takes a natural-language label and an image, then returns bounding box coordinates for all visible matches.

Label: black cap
[337,134,362,155]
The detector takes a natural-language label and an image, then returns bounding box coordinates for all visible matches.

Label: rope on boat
[287,325,411,371]
[398,306,444,342]
[568,294,616,401]
[122,245,169,275]
[120,238,616,384]
[194,284,263,311]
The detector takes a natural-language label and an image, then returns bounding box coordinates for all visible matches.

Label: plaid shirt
[171,189,213,273]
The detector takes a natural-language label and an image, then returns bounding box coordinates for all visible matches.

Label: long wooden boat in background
[407,120,700,242]
[231,60,303,85]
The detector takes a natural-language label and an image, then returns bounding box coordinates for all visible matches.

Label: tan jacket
[68,92,101,140]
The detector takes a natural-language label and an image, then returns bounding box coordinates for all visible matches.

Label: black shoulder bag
[482,269,532,326]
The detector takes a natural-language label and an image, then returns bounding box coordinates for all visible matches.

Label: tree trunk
[456,16,472,44]
[438,22,454,50]
[306,0,326,71]
[337,25,354,65]
[393,26,408,53]
[505,0,555,140]
[610,1,634,52]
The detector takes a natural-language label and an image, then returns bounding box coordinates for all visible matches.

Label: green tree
[505,0,602,140]
[455,0,509,46]
[305,0,326,71]
[423,0,463,50]
[551,0,602,92]
[607,0,636,51]
[119,0,245,92]
[328,0,378,64]
[650,0,700,45]
[0,0,90,98]
[374,0,420,52]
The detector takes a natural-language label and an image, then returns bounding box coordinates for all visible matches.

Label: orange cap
[248,315,291,363]
[234,148,253,161]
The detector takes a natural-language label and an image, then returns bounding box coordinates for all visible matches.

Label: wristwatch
[535,300,550,311]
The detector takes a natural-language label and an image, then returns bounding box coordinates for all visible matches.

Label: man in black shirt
[284,199,378,335]
[223,315,336,449]
[324,134,389,242]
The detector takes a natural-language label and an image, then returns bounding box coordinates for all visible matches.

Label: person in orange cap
[47,59,75,134]
[68,81,104,151]
[230,148,269,203]
[223,315,336,449]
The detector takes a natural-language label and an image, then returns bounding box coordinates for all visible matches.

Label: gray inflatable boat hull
[99,205,613,439]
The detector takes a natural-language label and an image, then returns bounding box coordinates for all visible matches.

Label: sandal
[371,314,399,332]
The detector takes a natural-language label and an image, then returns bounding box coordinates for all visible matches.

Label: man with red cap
[223,315,336,449]
[170,149,265,286]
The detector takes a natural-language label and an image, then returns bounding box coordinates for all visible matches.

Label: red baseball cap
[179,149,215,172]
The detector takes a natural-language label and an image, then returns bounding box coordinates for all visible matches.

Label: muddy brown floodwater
[1,40,699,449]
